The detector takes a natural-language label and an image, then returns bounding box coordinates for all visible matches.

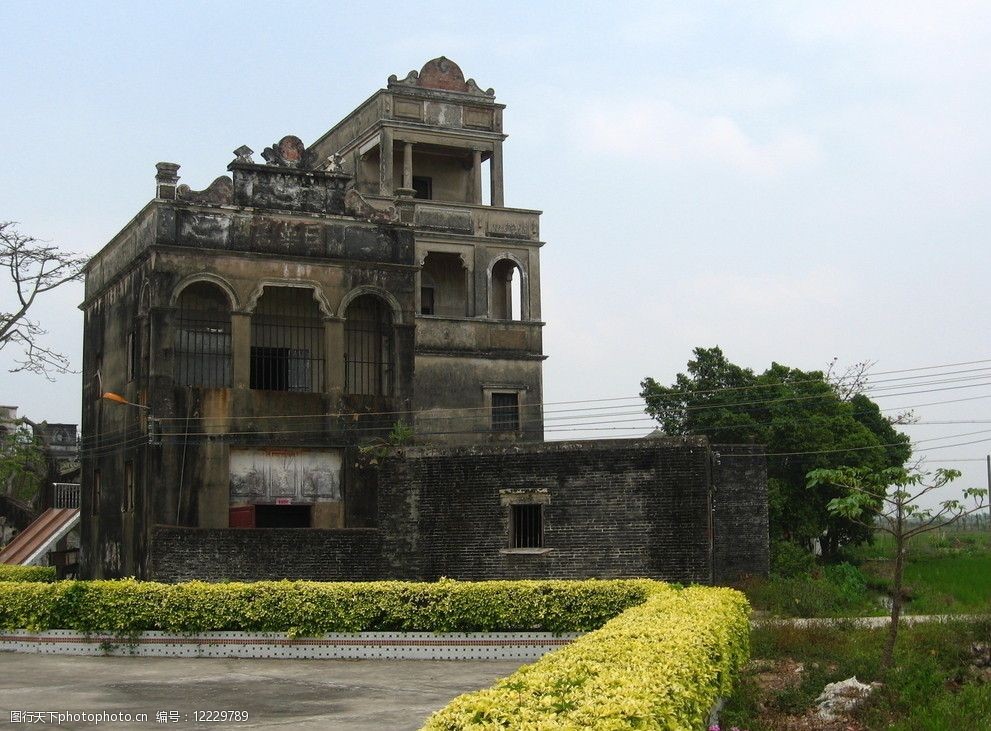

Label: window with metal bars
[510,504,543,548]
[126,331,138,383]
[344,294,393,396]
[491,392,520,432]
[91,469,101,517]
[123,461,133,513]
[175,282,232,388]
[250,287,325,392]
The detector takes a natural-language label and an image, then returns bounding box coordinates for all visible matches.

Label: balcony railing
[53,483,80,509]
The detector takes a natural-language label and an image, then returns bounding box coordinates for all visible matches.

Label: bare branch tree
[826,356,875,401]
[807,465,987,670]
[0,221,87,378]
[825,357,917,424]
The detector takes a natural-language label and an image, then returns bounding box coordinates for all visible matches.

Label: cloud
[579,99,820,177]
[677,268,847,311]
[773,1,991,83]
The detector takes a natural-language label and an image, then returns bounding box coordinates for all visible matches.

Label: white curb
[0,630,581,660]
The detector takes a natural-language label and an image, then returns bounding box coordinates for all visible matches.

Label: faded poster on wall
[229,448,342,501]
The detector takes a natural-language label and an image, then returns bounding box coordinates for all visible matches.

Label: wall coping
[397,435,713,460]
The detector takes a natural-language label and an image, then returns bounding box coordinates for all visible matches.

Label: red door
[229,505,255,528]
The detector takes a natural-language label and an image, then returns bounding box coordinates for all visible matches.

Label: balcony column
[230,312,251,389]
[489,140,504,207]
[402,142,413,190]
[379,128,394,196]
[325,318,344,392]
[471,150,483,204]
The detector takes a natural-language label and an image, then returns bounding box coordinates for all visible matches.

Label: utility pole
[987,455,990,531]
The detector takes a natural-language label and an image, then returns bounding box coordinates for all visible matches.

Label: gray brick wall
[378,438,723,583]
[151,527,382,582]
[149,438,768,584]
[712,445,770,582]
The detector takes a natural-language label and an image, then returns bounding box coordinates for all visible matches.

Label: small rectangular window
[492,392,520,432]
[91,470,101,517]
[510,504,543,548]
[123,461,134,513]
[412,176,433,200]
[126,332,138,382]
[420,287,435,315]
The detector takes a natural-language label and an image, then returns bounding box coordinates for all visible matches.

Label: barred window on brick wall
[510,503,543,548]
[175,282,232,388]
[345,294,393,396]
[250,286,325,392]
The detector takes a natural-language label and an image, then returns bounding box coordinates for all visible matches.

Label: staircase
[0,507,80,566]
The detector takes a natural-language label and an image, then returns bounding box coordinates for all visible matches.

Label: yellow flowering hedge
[0,565,55,582]
[422,584,751,731]
[0,578,652,636]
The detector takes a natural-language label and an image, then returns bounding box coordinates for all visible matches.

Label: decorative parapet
[388,56,495,98]
[360,197,540,241]
[227,135,351,215]
[176,176,233,206]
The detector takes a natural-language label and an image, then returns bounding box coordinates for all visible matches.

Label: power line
[141,357,991,423]
[79,355,991,452]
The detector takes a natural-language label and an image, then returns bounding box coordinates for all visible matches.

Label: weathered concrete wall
[150,526,382,582]
[80,152,419,579]
[412,354,544,443]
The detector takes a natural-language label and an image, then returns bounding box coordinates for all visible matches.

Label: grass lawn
[743,529,991,618]
[720,619,991,730]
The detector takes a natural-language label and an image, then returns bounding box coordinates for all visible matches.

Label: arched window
[250,287,325,392]
[174,282,232,387]
[491,259,523,320]
[345,295,393,396]
[420,252,467,317]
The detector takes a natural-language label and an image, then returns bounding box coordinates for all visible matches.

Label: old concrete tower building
[79,58,546,577]
[80,57,769,584]
[309,57,545,441]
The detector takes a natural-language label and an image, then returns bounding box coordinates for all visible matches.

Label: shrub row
[422,584,751,731]
[0,578,652,636]
[0,565,55,583]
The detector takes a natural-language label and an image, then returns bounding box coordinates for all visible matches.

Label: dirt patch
[743,659,867,731]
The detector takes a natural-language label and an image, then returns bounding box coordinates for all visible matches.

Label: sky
[2,1,990,506]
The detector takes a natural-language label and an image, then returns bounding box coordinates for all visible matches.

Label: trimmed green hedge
[0,578,652,636]
[0,565,56,583]
[422,584,751,731]
[0,577,751,728]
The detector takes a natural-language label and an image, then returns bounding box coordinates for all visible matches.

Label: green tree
[641,347,911,558]
[807,466,986,668]
[0,423,46,503]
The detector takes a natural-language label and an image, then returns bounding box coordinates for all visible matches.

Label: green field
[856,529,991,615]
[744,529,991,618]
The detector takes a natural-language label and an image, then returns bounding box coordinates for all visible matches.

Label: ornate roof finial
[388,57,494,97]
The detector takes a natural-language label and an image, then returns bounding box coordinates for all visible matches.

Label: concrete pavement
[0,653,526,730]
